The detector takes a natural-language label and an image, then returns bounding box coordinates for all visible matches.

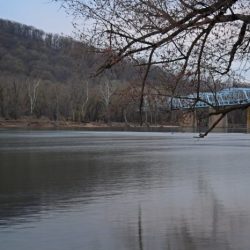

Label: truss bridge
[165,87,250,132]
[170,88,250,109]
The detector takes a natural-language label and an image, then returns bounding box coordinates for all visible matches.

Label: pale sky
[0,0,74,36]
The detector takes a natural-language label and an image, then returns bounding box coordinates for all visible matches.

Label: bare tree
[69,81,89,122]
[9,80,22,119]
[27,78,40,115]
[99,79,116,123]
[56,0,250,133]
[80,81,89,121]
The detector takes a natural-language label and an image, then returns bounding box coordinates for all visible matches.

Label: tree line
[0,18,173,125]
[1,16,248,129]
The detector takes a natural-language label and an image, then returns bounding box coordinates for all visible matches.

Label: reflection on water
[0,130,250,250]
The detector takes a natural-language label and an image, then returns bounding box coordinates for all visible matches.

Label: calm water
[0,130,250,250]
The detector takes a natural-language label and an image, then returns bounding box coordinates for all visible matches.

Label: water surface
[0,130,250,250]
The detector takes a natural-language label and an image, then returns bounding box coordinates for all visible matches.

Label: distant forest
[0,18,170,124]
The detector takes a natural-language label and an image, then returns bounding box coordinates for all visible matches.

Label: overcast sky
[0,0,73,35]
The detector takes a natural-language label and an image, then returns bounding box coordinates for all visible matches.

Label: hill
[0,18,158,123]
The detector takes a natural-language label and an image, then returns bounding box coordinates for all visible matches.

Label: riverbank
[0,118,180,132]
[0,118,112,129]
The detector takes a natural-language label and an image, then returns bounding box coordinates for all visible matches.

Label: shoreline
[1,118,247,134]
[0,118,180,132]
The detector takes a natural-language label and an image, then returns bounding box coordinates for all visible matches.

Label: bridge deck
[169,88,250,109]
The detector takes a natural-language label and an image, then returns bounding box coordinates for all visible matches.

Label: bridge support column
[181,111,197,132]
[208,110,228,132]
[247,107,250,133]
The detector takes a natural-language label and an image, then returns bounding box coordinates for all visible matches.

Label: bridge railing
[167,88,250,109]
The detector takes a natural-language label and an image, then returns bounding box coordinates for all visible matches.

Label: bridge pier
[208,109,228,132]
[180,111,197,132]
[179,105,250,133]
[247,107,250,133]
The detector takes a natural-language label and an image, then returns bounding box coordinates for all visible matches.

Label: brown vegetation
[56,0,250,135]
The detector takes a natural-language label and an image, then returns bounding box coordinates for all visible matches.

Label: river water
[0,130,250,250]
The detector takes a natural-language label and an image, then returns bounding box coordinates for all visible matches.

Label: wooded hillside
[0,18,167,124]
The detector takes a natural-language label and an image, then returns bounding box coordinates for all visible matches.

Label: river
[0,130,250,250]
